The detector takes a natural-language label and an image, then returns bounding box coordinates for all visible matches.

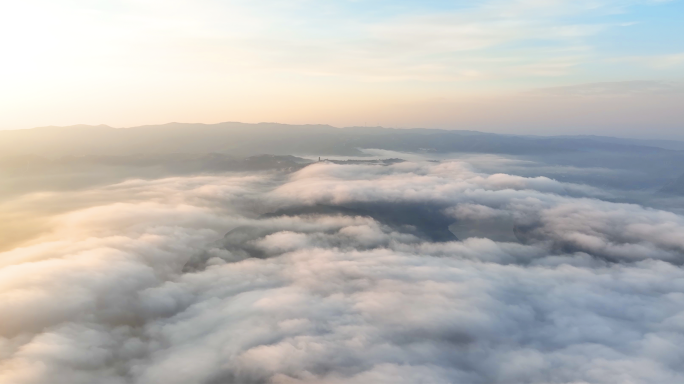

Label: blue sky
[0,0,682,137]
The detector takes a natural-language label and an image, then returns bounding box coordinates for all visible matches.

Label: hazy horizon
[4,119,684,141]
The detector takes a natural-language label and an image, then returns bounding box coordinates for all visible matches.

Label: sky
[1,0,683,137]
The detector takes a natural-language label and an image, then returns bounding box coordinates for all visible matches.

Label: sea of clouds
[1,160,684,384]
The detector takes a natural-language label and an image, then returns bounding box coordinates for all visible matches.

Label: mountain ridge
[2,122,682,158]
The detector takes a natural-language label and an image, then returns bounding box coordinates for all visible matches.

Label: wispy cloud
[0,0,675,81]
[528,80,684,97]
[609,53,684,69]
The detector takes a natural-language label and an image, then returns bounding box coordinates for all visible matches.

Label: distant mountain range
[661,173,684,195]
[1,122,683,194]
[2,122,683,158]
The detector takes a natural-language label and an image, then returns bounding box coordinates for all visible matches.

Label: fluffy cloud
[1,160,684,384]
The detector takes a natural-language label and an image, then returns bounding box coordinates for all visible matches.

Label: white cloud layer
[2,161,684,383]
